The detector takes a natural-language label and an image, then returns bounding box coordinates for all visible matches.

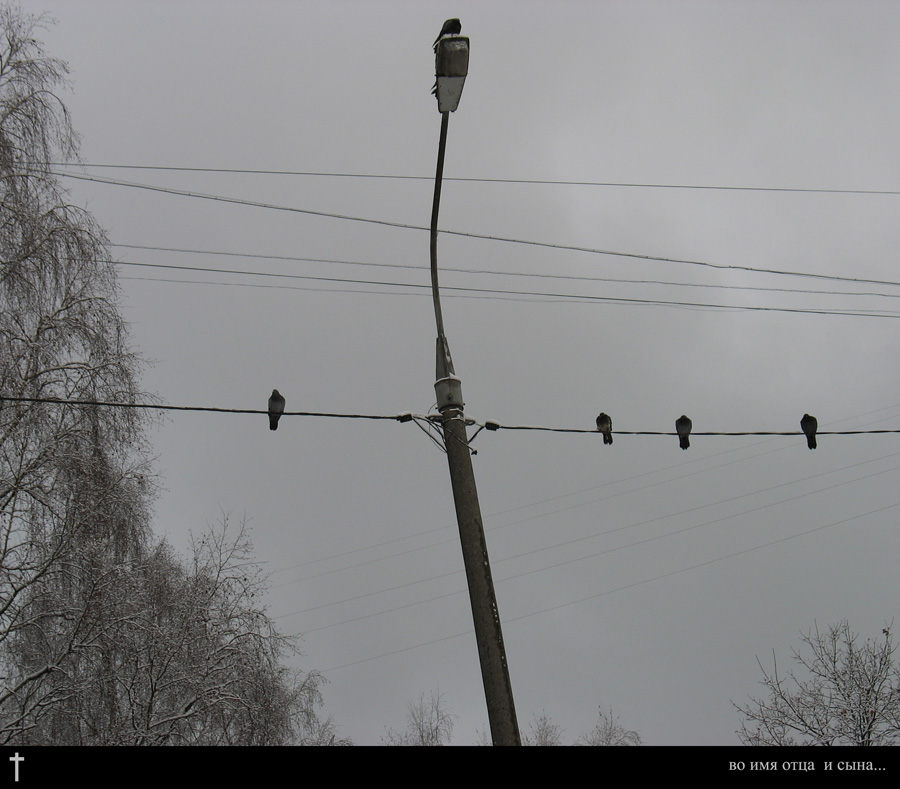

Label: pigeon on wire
[433,18,461,51]
[675,415,692,450]
[596,412,613,445]
[268,390,285,431]
[800,413,817,449]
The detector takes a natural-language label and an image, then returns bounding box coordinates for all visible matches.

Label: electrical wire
[263,409,900,655]
[496,461,900,582]
[27,164,900,681]
[109,245,900,301]
[504,499,900,625]
[110,261,900,319]
[51,162,900,196]
[268,405,900,618]
[277,453,900,621]
[118,275,430,300]
[53,171,900,291]
[275,433,900,591]
[487,425,900,435]
[269,422,800,580]
[0,395,406,421]
[118,273,900,317]
[318,500,900,672]
[3,396,898,436]
[271,436,786,584]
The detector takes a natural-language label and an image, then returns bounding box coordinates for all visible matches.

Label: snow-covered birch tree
[735,621,900,746]
[0,7,341,745]
[0,5,154,740]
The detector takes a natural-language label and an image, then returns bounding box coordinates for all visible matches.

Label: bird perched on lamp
[268,390,285,431]
[433,18,462,51]
[800,413,817,449]
[675,415,692,450]
[596,413,613,445]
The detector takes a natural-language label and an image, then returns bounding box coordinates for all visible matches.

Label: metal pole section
[430,111,521,746]
[430,111,450,343]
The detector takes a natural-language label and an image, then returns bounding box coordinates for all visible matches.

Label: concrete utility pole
[431,32,521,746]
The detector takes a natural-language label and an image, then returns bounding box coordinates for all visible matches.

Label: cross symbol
[9,752,23,782]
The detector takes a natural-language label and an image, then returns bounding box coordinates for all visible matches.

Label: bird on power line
[676,415,692,450]
[268,389,285,431]
[433,18,462,51]
[596,412,613,445]
[801,413,818,449]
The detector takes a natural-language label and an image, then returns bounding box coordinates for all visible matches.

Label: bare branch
[383,690,456,746]
[735,620,900,746]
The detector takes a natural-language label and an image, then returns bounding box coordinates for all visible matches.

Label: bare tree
[0,9,344,746]
[162,520,344,746]
[735,620,900,746]
[476,704,642,746]
[576,704,643,746]
[383,690,456,746]
[0,6,156,740]
[523,711,565,746]
[4,518,344,745]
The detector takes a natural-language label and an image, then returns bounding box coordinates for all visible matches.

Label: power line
[54,171,900,291]
[53,170,430,232]
[113,259,437,292]
[51,162,900,196]
[488,424,900,435]
[118,272,900,318]
[268,408,900,641]
[272,419,900,590]
[0,395,405,421]
[110,243,900,301]
[110,261,900,320]
[318,500,900,672]
[270,429,792,580]
[118,275,435,301]
[4,396,899,436]
[494,461,900,584]
[272,442,793,588]
[504,499,900,624]
[266,404,900,584]
[107,261,900,318]
[277,452,900,619]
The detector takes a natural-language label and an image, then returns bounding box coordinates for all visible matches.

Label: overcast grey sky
[22,0,900,744]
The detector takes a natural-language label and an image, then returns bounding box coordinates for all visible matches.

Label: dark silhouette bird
[800,413,818,449]
[433,18,462,51]
[268,389,285,431]
[596,412,613,445]
[675,415,692,450]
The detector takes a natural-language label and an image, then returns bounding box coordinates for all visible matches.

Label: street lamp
[429,33,521,747]
[431,35,470,409]
[434,36,470,113]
